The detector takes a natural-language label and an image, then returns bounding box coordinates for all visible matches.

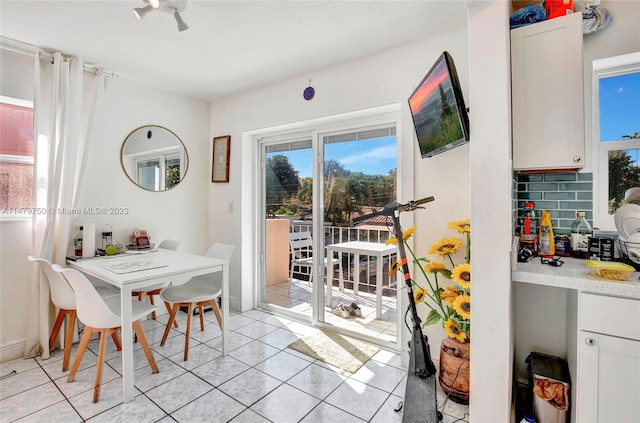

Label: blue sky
[273,136,397,178]
[599,72,640,141]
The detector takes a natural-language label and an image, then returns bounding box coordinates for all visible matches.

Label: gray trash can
[526,352,571,423]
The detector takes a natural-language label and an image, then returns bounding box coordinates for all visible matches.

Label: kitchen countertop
[512,255,640,299]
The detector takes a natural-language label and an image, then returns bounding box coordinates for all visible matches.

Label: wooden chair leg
[133,320,159,374]
[49,309,67,352]
[110,330,122,351]
[210,299,223,330]
[68,326,93,382]
[149,294,157,320]
[93,328,109,403]
[184,302,194,361]
[164,301,179,328]
[198,304,205,331]
[62,311,76,372]
[161,303,180,346]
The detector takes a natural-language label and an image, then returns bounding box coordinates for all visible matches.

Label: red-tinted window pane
[0,100,33,210]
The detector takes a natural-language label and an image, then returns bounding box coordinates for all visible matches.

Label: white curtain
[24,52,102,358]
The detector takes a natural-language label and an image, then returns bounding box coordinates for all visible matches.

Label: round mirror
[120,125,189,191]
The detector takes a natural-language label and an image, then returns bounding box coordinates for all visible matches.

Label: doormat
[287,329,379,374]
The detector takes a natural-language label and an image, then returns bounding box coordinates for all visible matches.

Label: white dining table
[68,249,229,403]
[325,241,397,319]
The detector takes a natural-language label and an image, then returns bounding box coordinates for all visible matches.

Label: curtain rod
[1,37,118,78]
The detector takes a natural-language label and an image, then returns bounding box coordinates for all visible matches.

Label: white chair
[132,239,181,325]
[288,231,339,287]
[159,243,234,361]
[27,255,121,372]
[52,264,159,403]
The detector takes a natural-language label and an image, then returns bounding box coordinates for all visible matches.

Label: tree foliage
[608,149,640,213]
[265,154,396,225]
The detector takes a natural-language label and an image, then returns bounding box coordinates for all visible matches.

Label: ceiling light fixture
[133,0,189,32]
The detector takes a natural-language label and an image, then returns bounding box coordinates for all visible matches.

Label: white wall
[0,65,210,361]
[208,25,471,348]
[468,1,513,421]
[75,77,211,256]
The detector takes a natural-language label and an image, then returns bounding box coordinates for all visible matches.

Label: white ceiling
[0,1,468,101]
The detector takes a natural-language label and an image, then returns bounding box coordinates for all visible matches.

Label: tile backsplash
[514,172,593,235]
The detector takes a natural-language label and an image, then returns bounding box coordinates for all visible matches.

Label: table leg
[376,254,383,320]
[221,264,229,355]
[120,285,134,402]
[354,253,360,297]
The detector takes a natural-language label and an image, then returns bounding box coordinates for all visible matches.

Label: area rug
[287,329,379,374]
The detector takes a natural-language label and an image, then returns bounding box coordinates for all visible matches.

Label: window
[132,150,181,191]
[0,96,34,218]
[593,53,640,230]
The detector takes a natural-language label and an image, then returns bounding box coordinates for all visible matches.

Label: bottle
[570,211,592,259]
[519,201,538,254]
[74,226,83,257]
[520,412,536,423]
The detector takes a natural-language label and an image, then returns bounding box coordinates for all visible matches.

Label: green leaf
[423,309,442,326]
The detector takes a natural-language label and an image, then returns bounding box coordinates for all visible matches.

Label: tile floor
[265,279,397,342]
[0,309,469,422]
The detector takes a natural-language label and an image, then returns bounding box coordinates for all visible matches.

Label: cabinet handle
[573,156,582,163]
[585,338,596,346]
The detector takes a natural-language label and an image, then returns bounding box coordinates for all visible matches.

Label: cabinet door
[577,331,640,422]
[511,13,584,171]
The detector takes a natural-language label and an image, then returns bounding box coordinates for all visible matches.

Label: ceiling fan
[133,0,189,32]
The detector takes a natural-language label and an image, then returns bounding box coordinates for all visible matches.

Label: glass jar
[518,201,538,254]
[74,226,83,257]
[570,211,592,258]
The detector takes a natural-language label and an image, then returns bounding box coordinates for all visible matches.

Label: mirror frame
[120,125,189,192]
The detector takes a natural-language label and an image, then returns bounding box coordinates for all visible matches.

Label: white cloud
[339,145,396,165]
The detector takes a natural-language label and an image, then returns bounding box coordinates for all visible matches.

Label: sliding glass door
[257,111,400,347]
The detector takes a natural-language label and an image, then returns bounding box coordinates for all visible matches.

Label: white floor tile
[258,327,302,350]
[0,366,50,400]
[300,402,366,423]
[205,331,253,352]
[229,408,272,423]
[370,394,404,423]
[324,378,389,421]
[171,389,246,423]
[14,399,82,423]
[68,378,141,420]
[133,358,188,393]
[0,383,66,422]
[350,359,407,393]
[54,363,120,398]
[145,372,213,414]
[253,350,311,381]
[190,355,250,387]
[234,320,280,339]
[228,340,279,367]
[86,393,167,423]
[166,343,221,370]
[287,363,348,400]
[250,383,320,423]
[218,368,281,406]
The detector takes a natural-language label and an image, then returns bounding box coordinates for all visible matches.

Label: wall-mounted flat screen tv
[408,51,470,158]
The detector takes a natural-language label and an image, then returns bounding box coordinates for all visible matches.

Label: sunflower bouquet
[388,219,471,343]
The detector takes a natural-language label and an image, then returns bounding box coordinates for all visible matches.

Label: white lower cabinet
[576,293,640,422]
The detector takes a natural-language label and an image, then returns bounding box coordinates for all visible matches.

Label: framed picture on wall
[212,135,230,183]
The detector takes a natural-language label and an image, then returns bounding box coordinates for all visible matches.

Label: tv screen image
[408,51,469,158]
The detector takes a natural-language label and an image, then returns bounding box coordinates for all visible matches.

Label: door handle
[585,338,596,346]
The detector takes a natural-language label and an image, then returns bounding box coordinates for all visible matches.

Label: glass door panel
[260,139,315,320]
[321,124,398,343]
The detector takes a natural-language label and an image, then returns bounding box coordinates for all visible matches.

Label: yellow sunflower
[451,263,471,289]
[413,287,427,303]
[385,226,418,245]
[429,238,461,256]
[444,319,467,343]
[439,286,459,306]
[424,261,446,274]
[448,219,471,234]
[389,260,401,276]
[452,295,471,320]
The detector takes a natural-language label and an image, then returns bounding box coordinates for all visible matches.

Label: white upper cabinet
[511,13,584,171]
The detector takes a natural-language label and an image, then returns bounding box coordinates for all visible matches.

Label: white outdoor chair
[52,264,159,403]
[27,255,121,372]
[132,239,181,326]
[159,243,234,361]
[288,231,339,287]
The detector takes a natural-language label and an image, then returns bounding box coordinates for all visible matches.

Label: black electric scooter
[352,196,442,423]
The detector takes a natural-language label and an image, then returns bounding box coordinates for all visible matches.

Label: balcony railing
[290,221,397,296]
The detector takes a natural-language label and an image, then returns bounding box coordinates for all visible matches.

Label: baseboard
[0,338,26,363]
